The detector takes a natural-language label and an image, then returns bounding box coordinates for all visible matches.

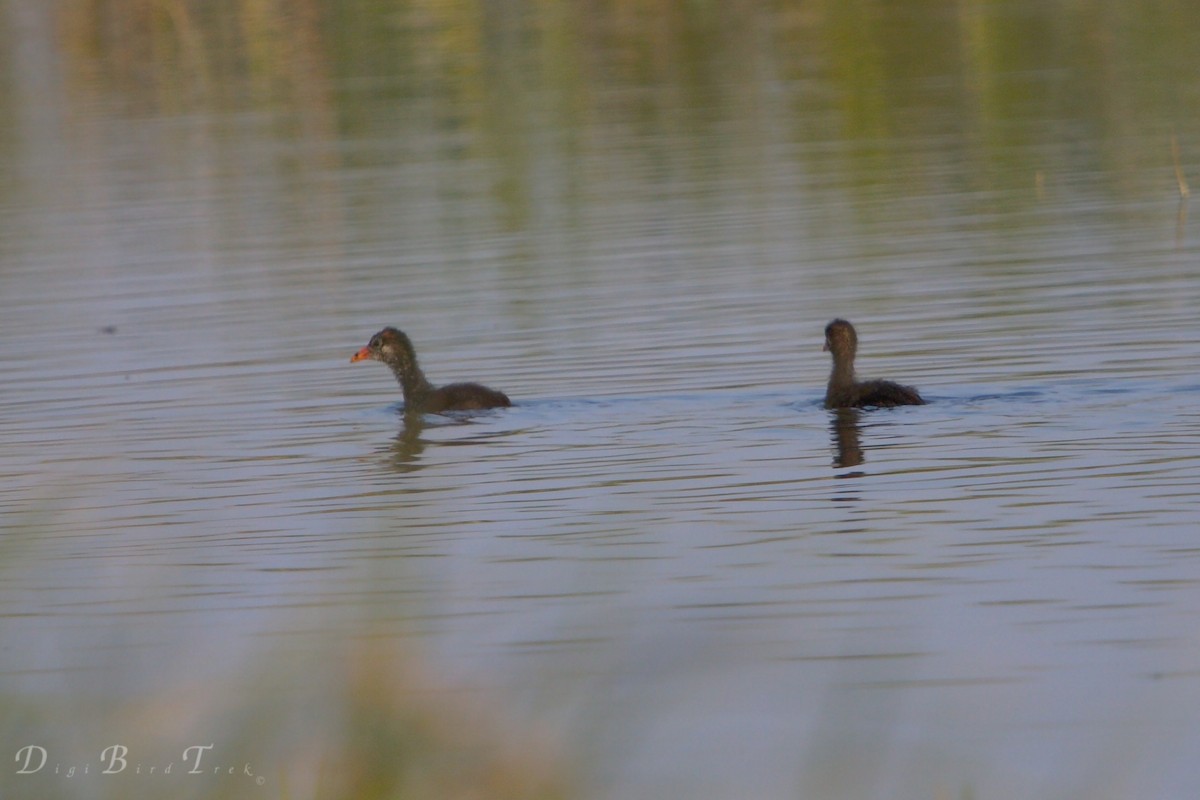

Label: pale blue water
[3,3,1200,799]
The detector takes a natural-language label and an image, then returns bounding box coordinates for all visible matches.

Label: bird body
[351,327,511,413]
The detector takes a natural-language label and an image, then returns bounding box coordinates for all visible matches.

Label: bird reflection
[830,408,865,470]
[383,409,519,472]
[386,410,428,470]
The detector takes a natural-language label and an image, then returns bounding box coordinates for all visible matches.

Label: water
[3,3,1200,798]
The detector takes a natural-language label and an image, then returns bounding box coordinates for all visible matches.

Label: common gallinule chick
[823,319,924,409]
[351,327,512,413]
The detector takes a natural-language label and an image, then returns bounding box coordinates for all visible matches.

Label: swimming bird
[351,327,512,413]
[823,319,924,409]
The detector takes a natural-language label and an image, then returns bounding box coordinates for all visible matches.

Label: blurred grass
[0,509,571,800]
[1,630,572,800]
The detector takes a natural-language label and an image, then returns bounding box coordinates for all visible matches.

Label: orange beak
[350,347,373,363]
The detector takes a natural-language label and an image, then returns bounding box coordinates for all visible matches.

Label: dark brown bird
[351,327,512,413]
[823,319,924,409]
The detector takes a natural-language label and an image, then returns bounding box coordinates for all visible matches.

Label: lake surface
[3,2,1200,798]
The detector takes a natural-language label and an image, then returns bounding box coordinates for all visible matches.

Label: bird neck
[389,358,434,404]
[828,352,857,388]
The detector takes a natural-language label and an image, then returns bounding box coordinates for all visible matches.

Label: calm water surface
[3,3,1200,799]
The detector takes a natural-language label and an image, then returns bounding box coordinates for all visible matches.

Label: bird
[351,327,512,413]
[823,319,924,409]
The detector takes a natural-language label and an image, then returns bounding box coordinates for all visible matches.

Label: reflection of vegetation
[41,1,1200,214]
[50,1,1200,128]
[53,0,332,112]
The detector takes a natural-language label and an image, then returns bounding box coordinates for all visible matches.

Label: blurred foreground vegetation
[3,631,571,800]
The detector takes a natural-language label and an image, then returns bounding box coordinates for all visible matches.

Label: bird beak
[350,347,372,363]
[822,341,830,352]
